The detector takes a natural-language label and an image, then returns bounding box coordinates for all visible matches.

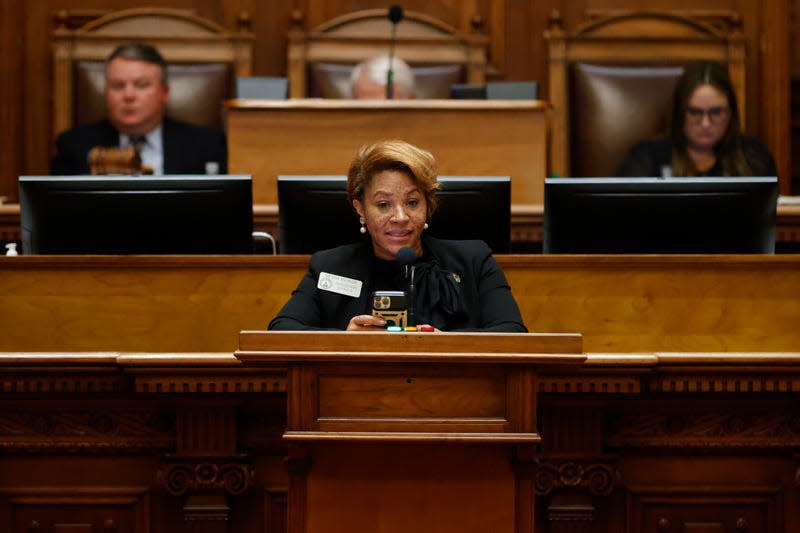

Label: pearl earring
[359,217,367,234]
[424,222,429,230]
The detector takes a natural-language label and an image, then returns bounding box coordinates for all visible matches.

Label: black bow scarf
[370,249,469,330]
[409,257,468,329]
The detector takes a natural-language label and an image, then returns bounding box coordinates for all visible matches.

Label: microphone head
[388,5,404,24]
[395,246,416,266]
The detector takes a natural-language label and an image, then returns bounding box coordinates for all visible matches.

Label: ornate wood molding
[646,374,800,393]
[534,461,617,496]
[606,407,800,448]
[0,407,173,453]
[158,459,254,497]
[132,374,287,393]
[538,377,641,394]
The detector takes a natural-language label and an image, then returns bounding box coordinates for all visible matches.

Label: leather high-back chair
[545,10,746,177]
[52,8,254,137]
[286,8,489,99]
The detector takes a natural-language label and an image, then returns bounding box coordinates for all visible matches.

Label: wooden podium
[236,330,584,533]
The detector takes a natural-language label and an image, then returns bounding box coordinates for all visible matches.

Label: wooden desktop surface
[224,99,550,208]
[1,254,798,354]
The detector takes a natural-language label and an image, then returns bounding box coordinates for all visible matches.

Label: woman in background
[618,60,776,178]
[269,140,527,332]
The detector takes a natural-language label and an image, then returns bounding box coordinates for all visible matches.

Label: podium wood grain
[233,331,585,533]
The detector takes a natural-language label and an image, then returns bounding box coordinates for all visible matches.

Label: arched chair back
[545,10,746,177]
[287,8,488,99]
[52,7,254,137]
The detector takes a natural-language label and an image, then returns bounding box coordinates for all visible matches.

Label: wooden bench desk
[225,99,550,208]
[1,254,798,353]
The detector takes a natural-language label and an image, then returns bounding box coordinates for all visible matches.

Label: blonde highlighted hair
[347,140,440,218]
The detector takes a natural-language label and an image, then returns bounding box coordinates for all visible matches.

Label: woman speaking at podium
[268,140,527,332]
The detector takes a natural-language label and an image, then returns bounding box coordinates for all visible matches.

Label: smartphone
[371,290,408,328]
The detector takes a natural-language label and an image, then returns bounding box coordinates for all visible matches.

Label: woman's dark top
[618,136,777,177]
[268,235,527,332]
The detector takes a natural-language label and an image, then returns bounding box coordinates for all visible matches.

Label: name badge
[318,272,362,298]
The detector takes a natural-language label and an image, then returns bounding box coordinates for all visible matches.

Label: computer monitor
[278,176,511,254]
[450,83,487,99]
[19,175,253,254]
[543,177,779,254]
[486,81,539,100]
[451,82,539,100]
[235,76,288,99]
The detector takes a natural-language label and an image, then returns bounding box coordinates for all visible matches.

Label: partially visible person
[50,42,227,175]
[618,60,776,178]
[350,54,416,99]
[269,140,527,332]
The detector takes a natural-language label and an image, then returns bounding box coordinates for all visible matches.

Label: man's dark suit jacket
[50,117,228,175]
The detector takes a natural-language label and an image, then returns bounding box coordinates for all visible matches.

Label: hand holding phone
[371,290,408,328]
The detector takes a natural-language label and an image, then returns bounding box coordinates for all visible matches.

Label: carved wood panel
[536,392,800,532]
[4,487,148,533]
[629,488,779,533]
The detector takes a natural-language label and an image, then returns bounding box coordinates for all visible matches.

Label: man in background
[350,54,416,99]
[50,42,227,175]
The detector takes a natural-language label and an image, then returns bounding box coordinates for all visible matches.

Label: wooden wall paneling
[706,3,783,189]
[458,0,506,78]
[792,0,800,194]
[196,0,225,23]
[290,0,337,28]
[22,2,52,195]
[218,0,293,77]
[455,0,508,78]
[448,0,479,32]
[247,0,293,76]
[0,1,24,204]
[794,0,800,76]
[760,0,792,195]
[503,0,537,82]
[487,0,508,78]
[294,0,469,30]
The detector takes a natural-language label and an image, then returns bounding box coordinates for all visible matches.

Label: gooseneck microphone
[386,5,404,99]
[395,246,416,326]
